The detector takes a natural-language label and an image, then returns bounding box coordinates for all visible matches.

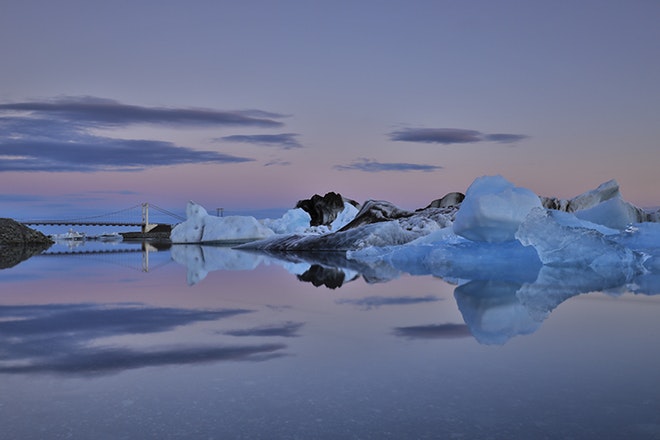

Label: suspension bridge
[20,203,186,233]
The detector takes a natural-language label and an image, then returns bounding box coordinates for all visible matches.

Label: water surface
[1,242,659,439]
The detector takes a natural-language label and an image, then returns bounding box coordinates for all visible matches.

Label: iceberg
[540,178,657,224]
[452,175,542,243]
[515,207,645,274]
[171,201,274,244]
[239,201,453,251]
[171,175,660,289]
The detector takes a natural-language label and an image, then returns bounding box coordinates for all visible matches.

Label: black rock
[296,192,353,227]
[0,218,53,269]
[425,192,465,209]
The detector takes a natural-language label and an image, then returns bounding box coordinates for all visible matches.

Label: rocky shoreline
[0,218,53,269]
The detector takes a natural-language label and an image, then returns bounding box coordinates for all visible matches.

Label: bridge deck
[22,221,145,227]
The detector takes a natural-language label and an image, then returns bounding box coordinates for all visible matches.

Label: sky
[1,0,659,221]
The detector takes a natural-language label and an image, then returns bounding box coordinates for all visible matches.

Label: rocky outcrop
[295,192,359,227]
[0,218,53,269]
[424,192,465,209]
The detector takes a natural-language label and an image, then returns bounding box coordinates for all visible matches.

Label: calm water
[1,241,660,439]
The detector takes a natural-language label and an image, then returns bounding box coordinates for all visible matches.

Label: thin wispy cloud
[0,96,292,172]
[264,158,292,167]
[219,133,303,149]
[389,128,528,145]
[0,96,285,128]
[0,135,253,172]
[335,158,442,173]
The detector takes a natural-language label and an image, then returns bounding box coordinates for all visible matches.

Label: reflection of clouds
[0,303,288,376]
[393,323,472,340]
[0,344,287,375]
[337,295,440,310]
[223,321,304,337]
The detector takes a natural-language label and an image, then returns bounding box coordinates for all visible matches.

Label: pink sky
[1,1,659,219]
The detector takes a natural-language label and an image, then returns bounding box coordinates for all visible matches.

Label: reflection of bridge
[21,203,185,233]
[37,243,172,273]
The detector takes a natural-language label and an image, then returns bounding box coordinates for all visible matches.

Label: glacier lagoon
[1,239,660,439]
[3,175,660,438]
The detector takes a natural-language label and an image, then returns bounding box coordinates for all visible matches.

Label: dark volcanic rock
[296,192,356,227]
[425,192,465,209]
[0,218,53,269]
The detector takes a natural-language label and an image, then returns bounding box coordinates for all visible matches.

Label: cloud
[0,136,253,172]
[392,323,473,340]
[0,193,48,203]
[335,158,442,172]
[336,295,441,310]
[264,158,292,167]
[219,133,303,149]
[0,303,289,376]
[222,321,305,337]
[484,133,529,143]
[389,127,528,145]
[0,96,285,128]
[0,96,295,172]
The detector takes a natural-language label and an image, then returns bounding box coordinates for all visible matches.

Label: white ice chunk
[453,175,542,242]
[261,208,312,234]
[574,195,647,229]
[171,201,275,243]
[515,207,644,274]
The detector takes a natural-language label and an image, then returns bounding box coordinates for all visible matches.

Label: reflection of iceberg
[455,260,648,345]
[170,245,266,285]
[455,280,541,345]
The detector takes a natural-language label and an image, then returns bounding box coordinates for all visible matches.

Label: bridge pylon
[142,202,158,233]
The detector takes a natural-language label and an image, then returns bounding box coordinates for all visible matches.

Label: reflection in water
[297,264,348,289]
[3,243,660,438]
[222,321,305,338]
[455,280,542,345]
[0,303,287,376]
[392,323,473,340]
[336,295,440,310]
[170,244,660,345]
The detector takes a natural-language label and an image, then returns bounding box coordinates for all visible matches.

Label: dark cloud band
[219,133,303,149]
[0,96,285,128]
[0,96,284,172]
[389,127,528,145]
